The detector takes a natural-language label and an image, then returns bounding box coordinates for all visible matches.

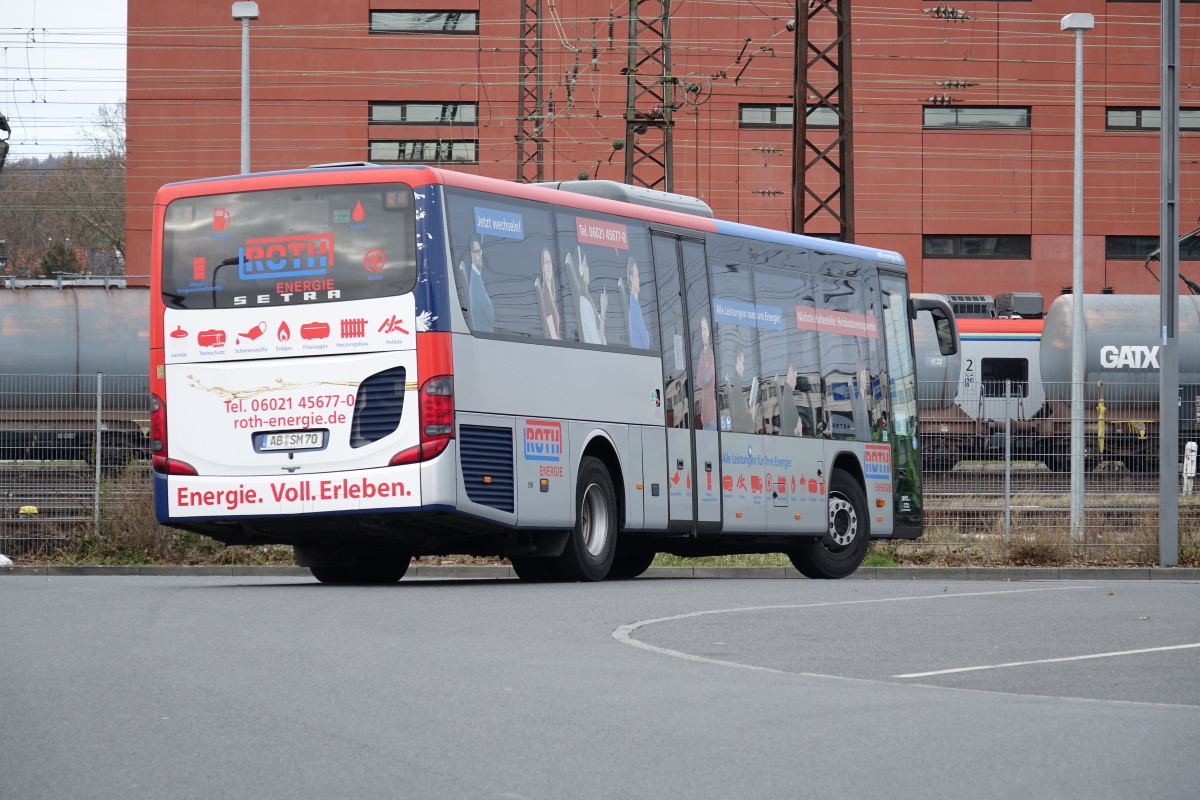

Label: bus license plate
[260,430,325,451]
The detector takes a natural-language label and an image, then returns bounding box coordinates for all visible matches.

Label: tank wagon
[0,282,150,464]
[1038,293,1200,472]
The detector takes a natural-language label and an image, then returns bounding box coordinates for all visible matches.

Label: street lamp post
[1061,12,1093,543]
[232,2,260,175]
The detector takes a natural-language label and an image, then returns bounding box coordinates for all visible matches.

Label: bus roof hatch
[534,179,714,219]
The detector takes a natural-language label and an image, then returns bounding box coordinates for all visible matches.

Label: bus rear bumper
[156,463,424,523]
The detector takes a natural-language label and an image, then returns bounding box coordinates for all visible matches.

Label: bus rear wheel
[549,456,618,582]
[308,555,411,585]
[606,547,656,580]
[509,556,556,582]
[787,468,869,579]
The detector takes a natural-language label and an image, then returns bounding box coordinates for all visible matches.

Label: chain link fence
[1,374,1194,562]
[918,378,1199,561]
[0,373,150,555]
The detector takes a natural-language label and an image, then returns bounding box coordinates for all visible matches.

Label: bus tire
[310,556,411,585]
[550,456,618,582]
[509,556,556,582]
[606,548,656,580]
[787,468,869,579]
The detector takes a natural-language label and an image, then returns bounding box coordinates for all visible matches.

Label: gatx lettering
[1099,345,1160,369]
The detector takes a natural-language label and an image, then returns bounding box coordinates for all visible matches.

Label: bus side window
[444,188,560,339]
[622,219,657,350]
[753,264,817,437]
[710,258,762,434]
[554,209,654,348]
[814,262,864,440]
[862,273,887,438]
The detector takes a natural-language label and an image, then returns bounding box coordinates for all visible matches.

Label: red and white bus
[150,164,944,583]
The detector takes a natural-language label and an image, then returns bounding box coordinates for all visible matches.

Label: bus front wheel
[550,456,618,582]
[787,468,869,579]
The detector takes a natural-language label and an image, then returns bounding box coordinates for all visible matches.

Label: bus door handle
[677,459,685,471]
[705,461,712,472]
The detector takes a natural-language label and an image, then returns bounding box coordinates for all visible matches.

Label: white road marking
[893,642,1200,679]
[612,586,1091,674]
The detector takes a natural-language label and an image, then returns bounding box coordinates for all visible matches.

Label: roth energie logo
[523,419,562,462]
[238,234,334,281]
[864,444,891,479]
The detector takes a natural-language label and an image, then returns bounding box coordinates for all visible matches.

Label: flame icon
[277,321,291,342]
[351,200,365,222]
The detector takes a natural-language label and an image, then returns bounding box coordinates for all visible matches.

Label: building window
[923,106,1031,130]
[1105,235,1200,261]
[369,140,477,164]
[370,102,477,125]
[1106,107,1200,131]
[923,235,1031,259]
[738,104,839,128]
[370,11,478,34]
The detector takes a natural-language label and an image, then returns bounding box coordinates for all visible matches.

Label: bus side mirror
[910,296,959,357]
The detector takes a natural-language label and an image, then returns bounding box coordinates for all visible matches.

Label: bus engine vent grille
[459,425,515,513]
[349,367,407,448]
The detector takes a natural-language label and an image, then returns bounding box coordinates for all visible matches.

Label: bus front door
[652,233,721,534]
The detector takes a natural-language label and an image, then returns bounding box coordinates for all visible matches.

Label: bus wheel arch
[830,451,865,492]
[787,463,869,580]
[549,454,619,581]
[578,431,625,533]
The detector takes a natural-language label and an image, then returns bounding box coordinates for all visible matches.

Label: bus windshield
[161,183,417,310]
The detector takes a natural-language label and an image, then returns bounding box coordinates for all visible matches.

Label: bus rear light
[389,439,450,466]
[149,394,198,475]
[152,456,199,476]
[390,375,454,465]
[150,393,166,454]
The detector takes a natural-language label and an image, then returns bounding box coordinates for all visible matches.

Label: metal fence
[917,379,1199,561]
[0,374,1194,561]
[0,373,150,554]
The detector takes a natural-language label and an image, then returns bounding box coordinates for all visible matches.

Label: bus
[150,164,952,583]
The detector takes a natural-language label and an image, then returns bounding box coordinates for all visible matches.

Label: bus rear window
[161,183,417,309]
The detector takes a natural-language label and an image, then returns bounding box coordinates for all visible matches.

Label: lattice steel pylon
[792,0,855,241]
[516,0,544,183]
[623,0,673,192]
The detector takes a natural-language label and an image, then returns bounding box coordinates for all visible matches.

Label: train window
[981,358,1029,398]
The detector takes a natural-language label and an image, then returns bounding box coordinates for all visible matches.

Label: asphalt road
[2,575,1198,800]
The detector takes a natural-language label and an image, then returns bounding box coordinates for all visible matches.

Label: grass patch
[862,551,898,567]
[652,553,791,568]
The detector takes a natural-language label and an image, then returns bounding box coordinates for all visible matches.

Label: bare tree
[0,104,125,276]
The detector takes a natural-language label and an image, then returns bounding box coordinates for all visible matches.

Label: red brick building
[126,1,1200,300]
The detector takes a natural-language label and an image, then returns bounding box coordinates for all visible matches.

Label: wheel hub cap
[827,494,857,548]
[581,483,609,556]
